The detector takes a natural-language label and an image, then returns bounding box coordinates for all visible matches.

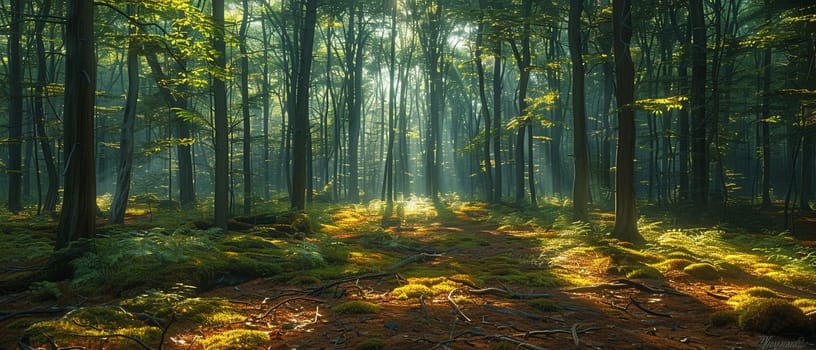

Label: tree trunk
[213,0,229,228]
[569,0,589,221]
[33,0,58,214]
[492,40,503,201]
[475,0,493,202]
[110,4,140,224]
[291,0,318,210]
[611,0,643,243]
[7,0,24,213]
[240,0,252,215]
[690,0,707,207]
[760,1,772,209]
[57,0,97,249]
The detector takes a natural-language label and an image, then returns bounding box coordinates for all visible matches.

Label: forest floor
[2,200,816,349]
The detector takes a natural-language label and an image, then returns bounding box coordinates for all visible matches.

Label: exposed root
[447,288,471,323]
[629,297,672,317]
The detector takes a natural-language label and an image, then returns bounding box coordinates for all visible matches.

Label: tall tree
[759,0,773,209]
[689,0,707,206]
[110,4,140,224]
[611,0,642,243]
[33,0,58,214]
[240,0,252,215]
[57,0,97,249]
[291,0,318,210]
[569,0,589,221]
[213,0,229,229]
[7,0,23,213]
[510,0,534,205]
[474,0,493,201]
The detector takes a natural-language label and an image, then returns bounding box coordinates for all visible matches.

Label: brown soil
[3,209,816,350]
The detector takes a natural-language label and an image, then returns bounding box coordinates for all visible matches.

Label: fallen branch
[524,326,602,339]
[70,319,155,350]
[629,297,672,318]
[565,279,686,296]
[571,323,580,346]
[705,290,729,300]
[447,288,471,323]
[306,253,442,296]
[468,287,550,299]
[253,296,324,320]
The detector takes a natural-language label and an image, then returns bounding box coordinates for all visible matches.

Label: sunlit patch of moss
[763,270,816,290]
[391,276,462,299]
[737,298,810,334]
[793,299,816,314]
[550,267,596,286]
[121,290,243,326]
[665,250,699,261]
[332,301,381,315]
[529,298,560,312]
[714,261,744,277]
[709,310,739,327]
[199,329,269,349]
[392,283,435,299]
[683,263,721,280]
[618,264,663,279]
[26,307,162,348]
[651,258,695,272]
[595,244,663,265]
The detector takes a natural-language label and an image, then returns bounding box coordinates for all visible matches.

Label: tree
[240,0,252,215]
[611,0,642,243]
[689,0,707,207]
[474,0,494,201]
[569,0,589,221]
[213,0,229,229]
[7,0,23,213]
[57,0,97,249]
[291,0,319,210]
[510,0,535,205]
[110,4,140,224]
[32,0,59,214]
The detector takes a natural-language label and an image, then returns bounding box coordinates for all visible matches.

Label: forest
[1,0,815,348]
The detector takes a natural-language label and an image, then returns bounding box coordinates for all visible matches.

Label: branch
[468,287,550,299]
[629,297,672,318]
[447,288,471,323]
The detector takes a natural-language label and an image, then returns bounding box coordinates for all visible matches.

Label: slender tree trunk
[7,0,24,213]
[611,0,643,243]
[110,4,140,224]
[57,0,97,249]
[570,0,589,221]
[475,0,493,202]
[760,1,773,209]
[690,0,707,207]
[492,41,503,201]
[801,104,814,211]
[262,18,271,200]
[213,0,229,228]
[33,0,58,214]
[291,0,318,210]
[240,0,252,214]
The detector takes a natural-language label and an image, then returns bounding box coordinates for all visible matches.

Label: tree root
[447,288,471,323]
[628,297,672,317]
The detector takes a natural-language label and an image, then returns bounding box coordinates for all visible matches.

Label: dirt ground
[2,208,816,350]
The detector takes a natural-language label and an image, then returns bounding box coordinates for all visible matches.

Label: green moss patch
[617,264,663,279]
[652,258,695,272]
[737,298,810,334]
[332,301,381,315]
[709,310,739,327]
[26,306,162,348]
[683,263,721,280]
[199,329,270,349]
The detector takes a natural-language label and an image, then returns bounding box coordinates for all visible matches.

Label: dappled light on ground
[2,200,816,349]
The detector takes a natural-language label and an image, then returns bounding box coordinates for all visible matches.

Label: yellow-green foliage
[652,258,695,272]
[793,299,816,314]
[683,263,721,280]
[737,298,809,334]
[597,244,663,265]
[709,310,739,327]
[199,329,269,350]
[356,337,385,350]
[727,287,781,309]
[391,277,460,299]
[120,290,244,326]
[26,306,162,348]
[332,301,381,315]
[617,264,663,279]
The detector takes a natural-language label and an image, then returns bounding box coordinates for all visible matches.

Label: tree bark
[569,0,589,221]
[57,0,97,249]
[110,4,140,224]
[33,0,58,214]
[611,0,643,243]
[240,0,252,215]
[213,0,229,228]
[690,0,708,207]
[7,0,24,213]
[291,0,318,210]
[475,0,493,202]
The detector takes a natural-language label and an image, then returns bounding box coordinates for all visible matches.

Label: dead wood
[468,287,551,299]
[564,278,686,296]
[629,297,672,317]
[705,290,730,300]
[523,325,602,339]
[253,296,324,320]
[447,288,471,323]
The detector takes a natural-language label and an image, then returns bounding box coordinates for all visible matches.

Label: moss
[332,301,381,315]
[392,283,435,299]
[121,291,243,326]
[743,287,780,299]
[709,310,739,327]
[792,299,816,314]
[652,258,695,272]
[199,329,269,349]
[356,337,385,350]
[529,298,560,312]
[737,298,809,334]
[683,263,721,280]
[25,306,162,348]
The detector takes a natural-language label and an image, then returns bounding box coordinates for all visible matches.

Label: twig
[307,253,442,296]
[70,319,155,350]
[705,290,729,300]
[486,335,548,350]
[524,326,601,339]
[447,288,471,323]
[565,279,686,296]
[468,287,550,299]
[156,313,175,350]
[629,297,672,317]
[571,323,580,346]
[254,296,324,320]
